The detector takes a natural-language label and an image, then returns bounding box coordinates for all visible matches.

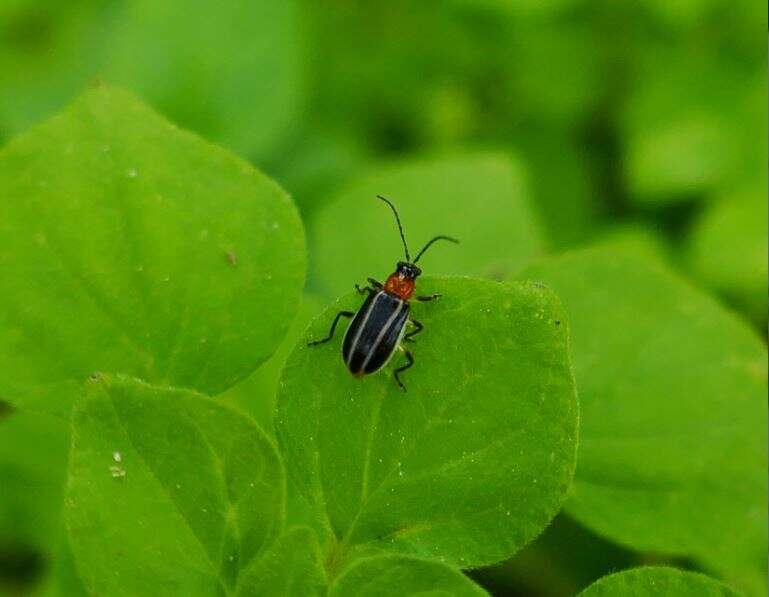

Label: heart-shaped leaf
[65,375,285,595]
[0,85,304,589]
[276,277,578,570]
[579,567,740,597]
[519,246,767,595]
[0,85,305,401]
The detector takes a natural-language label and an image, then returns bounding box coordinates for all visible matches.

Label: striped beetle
[308,195,458,391]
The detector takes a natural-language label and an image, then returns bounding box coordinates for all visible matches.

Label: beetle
[307,195,458,391]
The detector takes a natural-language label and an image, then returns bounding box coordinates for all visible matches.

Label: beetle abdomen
[343,291,409,376]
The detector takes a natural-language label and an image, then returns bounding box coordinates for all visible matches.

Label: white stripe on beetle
[360,298,404,373]
[346,291,382,369]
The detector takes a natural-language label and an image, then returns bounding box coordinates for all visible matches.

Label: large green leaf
[276,277,578,570]
[329,554,487,597]
[0,85,305,400]
[579,567,740,597]
[519,247,767,595]
[65,375,285,595]
[0,1,302,160]
[0,85,304,589]
[308,153,544,297]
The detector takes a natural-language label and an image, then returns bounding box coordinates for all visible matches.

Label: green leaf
[0,86,304,581]
[519,247,767,595]
[0,1,302,160]
[236,527,326,597]
[578,567,741,597]
[276,277,578,570]
[329,554,487,597]
[308,153,544,297]
[65,375,285,595]
[0,85,305,399]
[684,186,767,325]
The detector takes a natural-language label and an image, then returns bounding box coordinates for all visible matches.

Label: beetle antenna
[413,235,460,264]
[377,195,411,261]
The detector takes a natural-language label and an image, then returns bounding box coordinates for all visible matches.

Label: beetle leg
[394,346,414,392]
[416,293,441,302]
[307,311,354,346]
[356,278,383,294]
[403,318,423,343]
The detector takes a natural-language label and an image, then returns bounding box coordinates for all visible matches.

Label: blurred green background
[0,0,765,595]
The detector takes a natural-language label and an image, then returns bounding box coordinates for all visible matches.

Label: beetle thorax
[384,272,415,300]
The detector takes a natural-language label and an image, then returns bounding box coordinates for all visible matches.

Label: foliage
[276,278,577,570]
[0,0,300,160]
[0,86,305,399]
[308,153,544,298]
[519,246,767,595]
[684,184,767,325]
[0,0,764,595]
[0,88,306,594]
[578,567,741,597]
[329,554,488,597]
[66,375,285,595]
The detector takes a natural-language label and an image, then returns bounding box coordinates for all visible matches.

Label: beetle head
[396,261,422,279]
